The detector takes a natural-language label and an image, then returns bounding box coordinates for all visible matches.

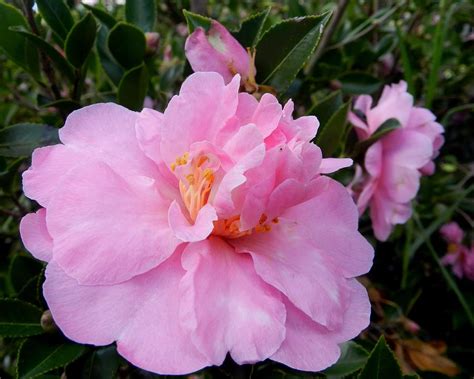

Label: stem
[304,0,349,75]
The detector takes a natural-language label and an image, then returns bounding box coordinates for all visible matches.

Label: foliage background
[0,0,473,378]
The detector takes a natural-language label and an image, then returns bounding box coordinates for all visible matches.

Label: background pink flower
[20,72,373,374]
[348,81,444,241]
[439,222,474,280]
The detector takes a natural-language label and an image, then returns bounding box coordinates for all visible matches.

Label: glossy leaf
[83,346,121,379]
[316,101,350,157]
[125,0,156,32]
[84,4,117,29]
[323,341,369,376]
[0,299,43,337]
[255,13,330,93]
[17,335,87,378]
[183,9,212,33]
[117,64,148,111]
[108,22,146,69]
[8,255,43,296]
[36,0,74,41]
[351,118,401,159]
[65,12,97,68]
[10,27,75,83]
[97,24,123,85]
[39,99,81,114]
[358,336,403,379]
[233,7,271,48]
[339,72,382,94]
[0,3,40,78]
[307,90,343,127]
[0,123,59,158]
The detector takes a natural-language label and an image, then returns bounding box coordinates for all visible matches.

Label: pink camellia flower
[20,72,373,374]
[348,81,444,241]
[440,222,474,280]
[185,20,257,91]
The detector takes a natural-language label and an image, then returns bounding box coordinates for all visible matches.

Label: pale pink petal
[19,208,52,262]
[440,222,464,244]
[365,141,383,178]
[179,237,286,365]
[185,21,250,83]
[382,129,433,169]
[271,280,370,371]
[160,73,240,165]
[251,94,282,138]
[47,161,178,285]
[168,201,217,242]
[319,158,353,174]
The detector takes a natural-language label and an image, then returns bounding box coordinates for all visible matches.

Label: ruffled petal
[168,201,217,242]
[47,161,178,285]
[179,237,286,365]
[19,208,53,262]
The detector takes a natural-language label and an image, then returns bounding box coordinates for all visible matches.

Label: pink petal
[271,279,370,371]
[185,21,250,83]
[179,237,286,365]
[19,208,52,262]
[168,201,217,242]
[319,158,353,174]
[47,161,179,285]
[160,73,240,165]
[440,222,464,244]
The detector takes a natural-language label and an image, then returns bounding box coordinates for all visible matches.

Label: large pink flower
[348,81,444,241]
[20,72,373,374]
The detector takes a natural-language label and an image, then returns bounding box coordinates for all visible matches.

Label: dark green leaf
[65,12,96,68]
[316,101,350,157]
[84,4,117,29]
[351,118,401,159]
[117,64,148,111]
[125,0,156,32]
[0,123,59,157]
[11,27,75,82]
[36,0,74,41]
[0,3,40,78]
[17,335,87,378]
[233,7,271,48]
[39,99,81,114]
[307,90,342,127]
[97,24,123,85]
[0,299,43,337]
[358,336,403,379]
[323,341,369,376]
[255,13,330,93]
[83,346,121,379]
[108,22,146,69]
[339,72,382,95]
[183,9,212,33]
[8,255,43,296]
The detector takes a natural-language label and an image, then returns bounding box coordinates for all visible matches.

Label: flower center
[171,153,276,238]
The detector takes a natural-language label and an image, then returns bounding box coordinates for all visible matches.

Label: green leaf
[107,22,146,69]
[307,90,343,127]
[10,27,75,83]
[125,0,156,32]
[323,341,369,377]
[36,0,74,41]
[65,12,96,68]
[358,336,403,379]
[117,64,148,111]
[183,9,212,33]
[339,72,382,95]
[255,13,330,93]
[233,7,271,48]
[8,255,43,296]
[0,3,40,78]
[315,101,350,157]
[351,118,401,160]
[83,346,121,379]
[39,99,81,114]
[0,299,43,337]
[17,335,87,378]
[0,123,59,158]
[97,24,123,85]
[84,4,117,29]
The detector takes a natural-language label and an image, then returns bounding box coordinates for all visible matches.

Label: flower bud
[40,309,58,333]
[145,32,160,56]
